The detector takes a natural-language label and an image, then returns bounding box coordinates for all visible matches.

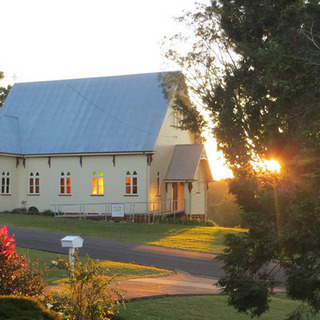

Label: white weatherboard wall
[149,104,210,217]
[149,104,195,203]
[190,161,208,216]
[14,154,149,213]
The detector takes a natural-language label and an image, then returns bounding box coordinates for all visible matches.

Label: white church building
[0,72,212,220]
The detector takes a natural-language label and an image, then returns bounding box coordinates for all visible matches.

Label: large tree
[165,0,320,318]
[0,71,11,109]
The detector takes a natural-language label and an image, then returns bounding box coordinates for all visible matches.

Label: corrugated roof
[0,72,171,155]
[165,144,213,181]
[0,114,21,154]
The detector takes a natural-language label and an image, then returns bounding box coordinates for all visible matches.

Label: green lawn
[149,226,244,253]
[117,295,317,320]
[16,247,173,285]
[0,213,245,254]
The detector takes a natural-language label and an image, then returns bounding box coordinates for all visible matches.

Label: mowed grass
[0,213,246,253]
[117,294,317,320]
[16,247,173,285]
[149,226,245,253]
[0,213,189,243]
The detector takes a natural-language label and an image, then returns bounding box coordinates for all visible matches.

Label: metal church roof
[0,114,21,154]
[0,72,171,155]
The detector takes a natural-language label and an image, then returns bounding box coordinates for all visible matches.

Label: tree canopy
[0,71,11,109]
[165,0,320,318]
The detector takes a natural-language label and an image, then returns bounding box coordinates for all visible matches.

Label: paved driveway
[8,226,224,279]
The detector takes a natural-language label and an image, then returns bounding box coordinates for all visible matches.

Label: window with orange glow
[126,176,131,194]
[60,172,71,195]
[1,172,10,195]
[67,177,71,194]
[29,172,40,194]
[125,171,138,195]
[156,171,161,196]
[92,171,104,195]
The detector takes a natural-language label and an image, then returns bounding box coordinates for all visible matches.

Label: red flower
[0,226,16,258]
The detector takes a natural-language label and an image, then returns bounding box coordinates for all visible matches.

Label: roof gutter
[0,150,155,158]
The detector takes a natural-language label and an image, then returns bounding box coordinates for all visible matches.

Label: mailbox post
[61,235,84,265]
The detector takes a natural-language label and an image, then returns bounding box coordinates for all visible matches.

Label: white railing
[51,199,185,223]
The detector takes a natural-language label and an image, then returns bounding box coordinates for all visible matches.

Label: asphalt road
[8,226,224,279]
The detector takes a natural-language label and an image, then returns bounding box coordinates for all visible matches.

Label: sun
[203,133,281,180]
[252,158,281,174]
[261,159,281,173]
[204,137,281,180]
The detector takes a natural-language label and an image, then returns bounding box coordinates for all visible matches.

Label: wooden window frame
[60,172,72,195]
[91,171,104,196]
[1,172,10,195]
[125,171,138,195]
[29,172,40,195]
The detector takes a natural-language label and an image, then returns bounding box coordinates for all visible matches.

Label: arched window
[60,172,71,195]
[196,168,201,194]
[156,171,161,196]
[171,110,182,127]
[92,171,104,195]
[1,172,10,195]
[29,172,40,194]
[125,171,138,195]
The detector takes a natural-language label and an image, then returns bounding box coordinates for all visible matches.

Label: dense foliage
[165,0,320,318]
[207,181,243,227]
[0,225,46,297]
[0,71,11,108]
[0,296,61,320]
[49,252,124,320]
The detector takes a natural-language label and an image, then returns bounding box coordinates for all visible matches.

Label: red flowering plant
[0,225,46,296]
[0,226,16,258]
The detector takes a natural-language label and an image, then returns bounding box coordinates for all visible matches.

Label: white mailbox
[61,235,83,248]
[61,235,84,265]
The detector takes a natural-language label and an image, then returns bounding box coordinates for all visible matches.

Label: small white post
[69,247,75,265]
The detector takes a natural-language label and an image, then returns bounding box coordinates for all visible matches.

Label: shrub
[10,207,27,214]
[41,210,55,216]
[208,192,243,227]
[160,217,216,226]
[0,296,61,320]
[9,208,55,216]
[0,225,47,297]
[49,252,124,320]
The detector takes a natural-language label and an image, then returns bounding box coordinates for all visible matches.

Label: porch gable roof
[164,144,213,182]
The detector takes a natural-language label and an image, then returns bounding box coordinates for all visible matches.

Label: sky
[0,0,232,180]
[1,0,201,83]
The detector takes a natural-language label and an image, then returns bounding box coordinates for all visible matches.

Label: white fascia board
[20,151,155,158]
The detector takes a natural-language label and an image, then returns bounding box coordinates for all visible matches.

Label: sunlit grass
[16,247,173,285]
[149,226,246,254]
[98,260,172,280]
